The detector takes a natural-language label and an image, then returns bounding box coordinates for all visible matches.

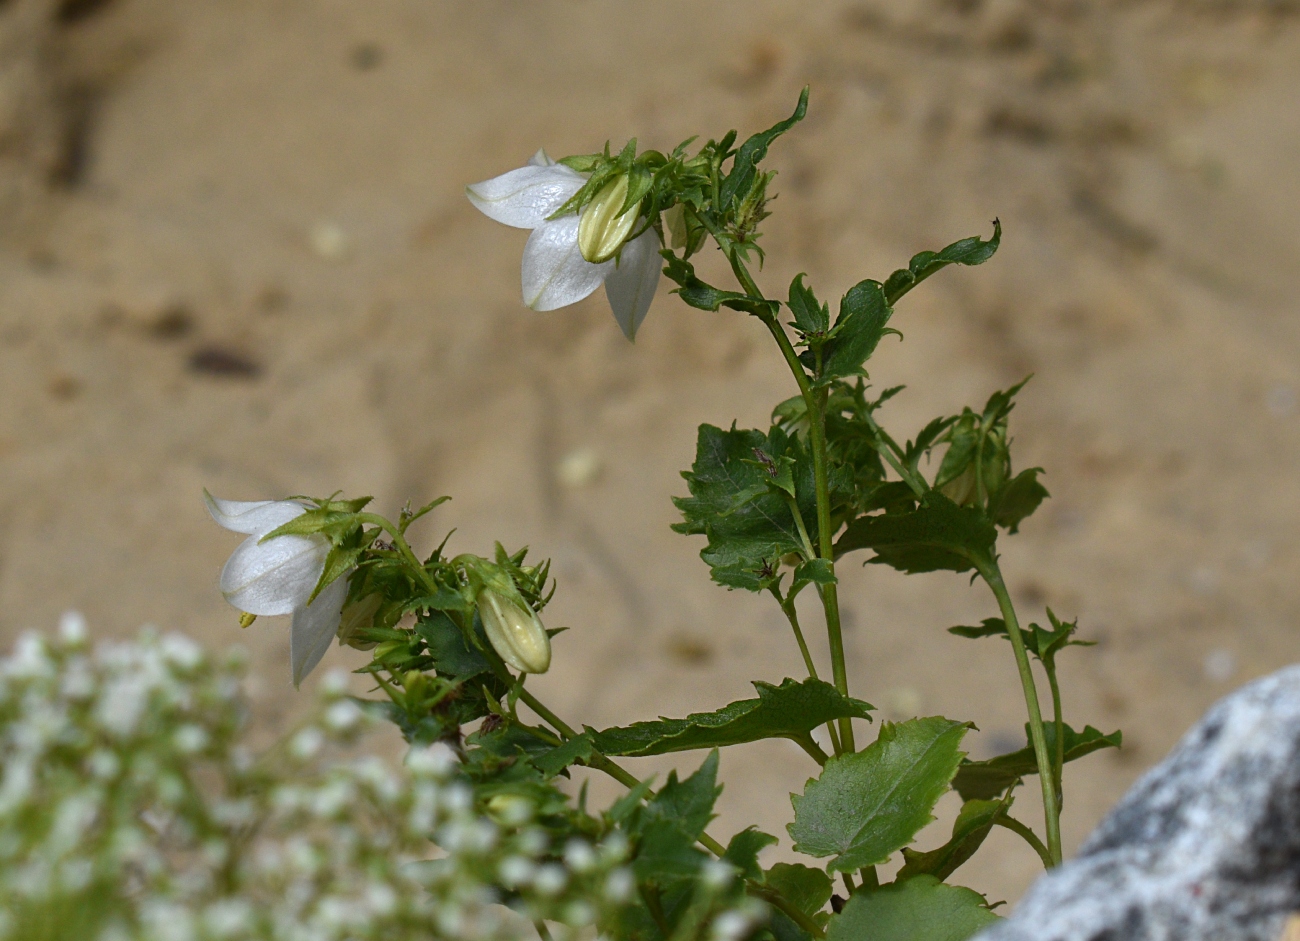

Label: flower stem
[977,558,1062,866]
[724,252,855,753]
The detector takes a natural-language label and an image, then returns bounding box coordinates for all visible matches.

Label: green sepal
[589,678,872,758]
[723,827,779,882]
[825,875,999,941]
[719,86,808,209]
[789,717,971,872]
[882,220,1002,306]
[896,797,1008,882]
[951,723,1122,801]
[834,492,996,574]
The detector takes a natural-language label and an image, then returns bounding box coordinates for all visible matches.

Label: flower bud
[577,174,638,264]
[477,588,551,674]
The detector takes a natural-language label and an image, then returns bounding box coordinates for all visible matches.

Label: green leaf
[533,733,596,778]
[821,280,893,380]
[632,752,722,883]
[825,876,999,941]
[947,612,1093,665]
[765,863,832,922]
[789,717,970,872]
[787,274,830,337]
[724,827,778,882]
[792,558,837,594]
[719,87,809,209]
[833,492,996,573]
[673,424,815,591]
[662,253,779,318]
[882,220,1002,307]
[989,467,1049,533]
[946,618,1006,640]
[415,610,489,679]
[951,723,1122,801]
[897,798,1006,882]
[590,678,873,757]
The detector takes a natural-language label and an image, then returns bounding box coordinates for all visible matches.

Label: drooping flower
[466,150,662,341]
[476,587,551,674]
[204,492,349,686]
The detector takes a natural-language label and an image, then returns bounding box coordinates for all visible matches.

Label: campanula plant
[205,89,1119,941]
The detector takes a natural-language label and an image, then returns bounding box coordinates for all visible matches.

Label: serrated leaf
[821,280,893,380]
[833,492,996,573]
[633,752,722,883]
[673,424,816,591]
[951,723,1122,801]
[947,617,1008,640]
[415,610,489,680]
[897,798,1006,882]
[765,863,832,921]
[662,253,779,318]
[989,467,1049,532]
[825,876,999,941]
[533,733,596,778]
[789,717,970,872]
[724,827,778,882]
[882,221,1002,307]
[719,87,808,208]
[590,678,873,757]
[792,558,837,594]
[787,274,830,337]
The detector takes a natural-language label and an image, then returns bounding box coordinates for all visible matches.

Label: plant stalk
[979,559,1062,866]
[724,250,855,753]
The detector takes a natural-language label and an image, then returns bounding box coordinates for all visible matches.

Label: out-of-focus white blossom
[0,624,764,941]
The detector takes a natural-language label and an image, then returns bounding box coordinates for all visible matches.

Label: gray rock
[976,665,1300,941]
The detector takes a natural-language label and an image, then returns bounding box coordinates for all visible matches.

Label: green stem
[783,492,818,562]
[978,559,1062,866]
[994,815,1054,870]
[793,735,829,766]
[723,249,855,754]
[857,409,926,499]
[534,921,554,941]
[1046,659,1065,808]
[771,589,842,755]
[841,872,856,895]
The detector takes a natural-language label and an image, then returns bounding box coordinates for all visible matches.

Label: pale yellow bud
[477,588,552,674]
[577,174,638,264]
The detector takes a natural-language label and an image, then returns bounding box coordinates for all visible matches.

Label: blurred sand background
[2,0,1299,906]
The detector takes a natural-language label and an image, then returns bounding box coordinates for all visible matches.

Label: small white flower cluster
[0,616,647,941]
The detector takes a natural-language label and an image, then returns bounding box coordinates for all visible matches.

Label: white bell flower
[467,150,663,341]
[204,492,350,686]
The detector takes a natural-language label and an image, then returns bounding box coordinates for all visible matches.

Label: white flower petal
[522,216,613,311]
[204,492,307,536]
[604,227,662,341]
[466,164,584,229]
[291,574,350,687]
[528,148,556,167]
[220,533,329,616]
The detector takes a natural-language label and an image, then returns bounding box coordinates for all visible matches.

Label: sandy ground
[2,0,1300,907]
